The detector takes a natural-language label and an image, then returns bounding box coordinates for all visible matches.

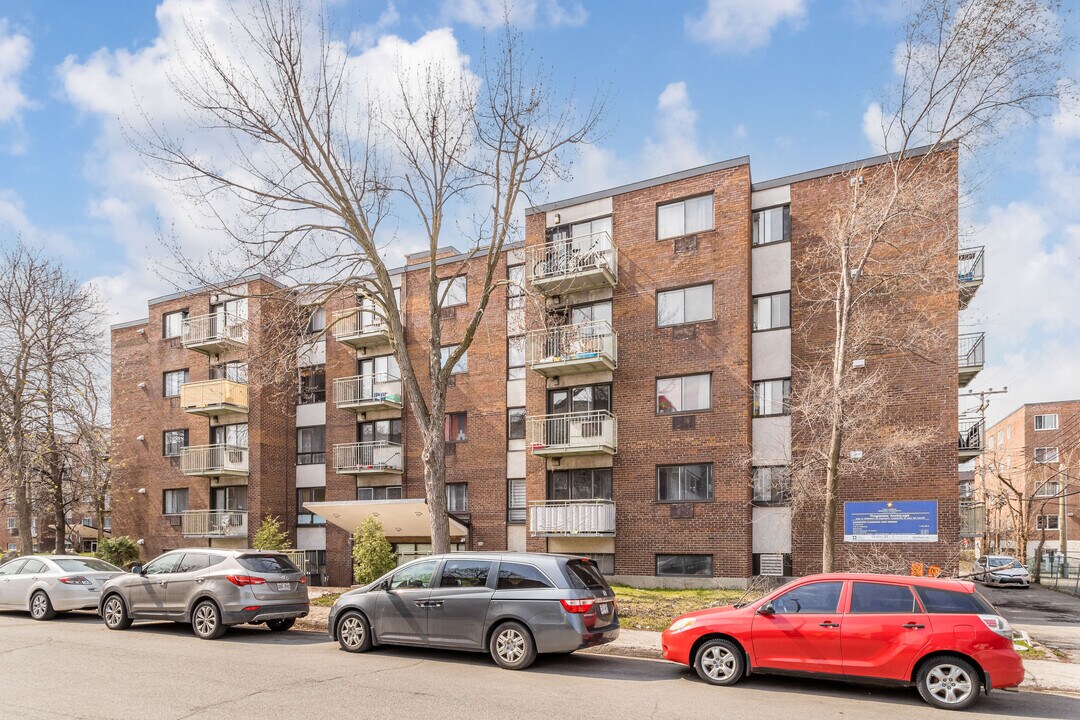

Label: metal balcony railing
[179,444,249,476]
[959,419,985,458]
[527,410,617,456]
[180,510,247,538]
[526,231,617,292]
[332,373,403,410]
[333,441,404,474]
[180,379,248,414]
[958,246,985,309]
[332,308,390,348]
[958,332,985,368]
[181,312,247,349]
[529,500,616,537]
[959,501,985,538]
[526,321,617,376]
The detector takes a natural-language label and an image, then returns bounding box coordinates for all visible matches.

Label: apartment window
[297,487,326,525]
[988,435,996,450]
[656,373,711,414]
[507,407,526,440]
[959,481,974,499]
[162,489,189,515]
[299,365,326,404]
[507,265,525,309]
[657,195,713,240]
[549,469,612,500]
[211,423,248,448]
[438,276,467,307]
[441,345,468,374]
[508,336,526,380]
[211,361,248,383]
[657,554,712,577]
[359,418,401,446]
[1034,414,1058,431]
[752,205,790,246]
[1034,447,1059,464]
[657,464,713,503]
[447,483,469,514]
[753,466,791,504]
[1036,515,1060,531]
[103,517,111,532]
[508,479,526,523]
[357,486,403,501]
[1007,425,1013,440]
[163,429,188,457]
[305,306,326,334]
[80,517,92,528]
[997,430,1003,447]
[753,379,791,417]
[297,426,326,465]
[1034,480,1061,498]
[6,517,15,530]
[163,369,189,397]
[752,292,790,331]
[445,412,468,443]
[162,310,187,339]
[657,283,713,327]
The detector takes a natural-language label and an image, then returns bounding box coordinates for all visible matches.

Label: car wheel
[917,656,980,710]
[29,590,57,621]
[102,594,132,630]
[191,600,226,640]
[267,618,295,632]
[489,621,537,670]
[336,611,373,653]
[694,638,745,686]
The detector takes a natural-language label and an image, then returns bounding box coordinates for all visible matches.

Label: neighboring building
[110,148,970,587]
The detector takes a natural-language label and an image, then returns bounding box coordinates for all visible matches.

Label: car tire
[102,594,132,630]
[29,590,57,621]
[693,638,745,686]
[267,618,295,632]
[916,656,981,711]
[191,600,227,640]
[489,621,537,670]
[336,611,373,653]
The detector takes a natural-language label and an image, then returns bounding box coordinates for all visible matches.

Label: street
[980,584,1080,663]
[1,612,1077,720]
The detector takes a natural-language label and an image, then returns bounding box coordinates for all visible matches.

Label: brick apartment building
[110,147,974,587]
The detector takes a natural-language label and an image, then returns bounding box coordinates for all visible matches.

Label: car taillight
[560,598,595,614]
[979,614,1013,639]
[58,576,92,586]
[298,575,307,584]
[226,575,267,587]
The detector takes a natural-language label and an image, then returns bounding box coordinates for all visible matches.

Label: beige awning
[304,499,468,541]
[72,525,111,541]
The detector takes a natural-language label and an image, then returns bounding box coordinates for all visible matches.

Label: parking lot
[981,584,1080,663]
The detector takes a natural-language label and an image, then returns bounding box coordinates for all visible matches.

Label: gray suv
[328,553,619,669]
[98,548,309,639]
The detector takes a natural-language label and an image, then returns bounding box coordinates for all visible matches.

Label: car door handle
[194,578,205,584]
[157,581,168,586]
[902,622,926,629]
[819,622,840,628]
[427,601,443,608]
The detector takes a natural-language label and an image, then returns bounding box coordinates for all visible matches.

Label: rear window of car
[849,582,919,613]
[914,586,994,614]
[52,558,121,573]
[496,562,553,590]
[238,555,300,574]
[566,559,609,593]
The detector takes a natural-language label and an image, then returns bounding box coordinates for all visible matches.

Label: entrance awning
[304,499,468,541]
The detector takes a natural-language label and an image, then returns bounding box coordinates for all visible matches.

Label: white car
[0,555,124,620]
[974,555,1031,588]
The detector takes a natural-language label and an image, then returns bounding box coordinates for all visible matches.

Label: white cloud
[441,0,587,29]
[0,189,75,257]
[685,0,805,53]
[0,19,33,152]
[351,2,401,51]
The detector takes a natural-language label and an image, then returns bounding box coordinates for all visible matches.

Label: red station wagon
[661,573,1024,711]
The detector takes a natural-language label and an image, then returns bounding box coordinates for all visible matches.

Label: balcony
[529,500,616,537]
[332,373,403,414]
[959,501,985,538]
[958,246,984,310]
[958,332,985,388]
[180,444,249,477]
[526,321,617,377]
[527,410,617,457]
[333,441,404,474]
[332,308,391,349]
[958,419,984,461]
[180,510,247,538]
[526,232,617,295]
[180,379,248,416]
[181,313,247,354]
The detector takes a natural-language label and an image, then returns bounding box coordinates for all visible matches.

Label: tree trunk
[51,455,65,554]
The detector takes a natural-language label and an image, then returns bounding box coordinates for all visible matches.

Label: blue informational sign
[843,500,938,543]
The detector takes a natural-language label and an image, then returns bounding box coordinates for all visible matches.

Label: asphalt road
[980,584,1080,662]
[1,612,1077,720]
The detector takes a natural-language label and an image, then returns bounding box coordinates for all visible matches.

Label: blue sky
[0,0,1078,426]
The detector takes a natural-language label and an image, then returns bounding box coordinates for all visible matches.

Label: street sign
[844,500,938,543]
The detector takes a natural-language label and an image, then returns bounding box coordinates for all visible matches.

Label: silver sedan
[0,556,124,620]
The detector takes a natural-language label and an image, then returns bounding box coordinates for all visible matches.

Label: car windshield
[989,558,1023,569]
[52,558,121,573]
[237,555,300,574]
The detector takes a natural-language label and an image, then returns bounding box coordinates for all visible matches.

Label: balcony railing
[959,419,984,460]
[181,312,247,352]
[332,308,390,349]
[958,246,984,309]
[180,510,247,538]
[958,332,985,387]
[526,321,617,377]
[180,379,249,415]
[180,444,249,477]
[526,231,617,294]
[959,501,985,538]
[527,410,617,457]
[332,373,403,413]
[333,441,404,474]
[529,500,616,537]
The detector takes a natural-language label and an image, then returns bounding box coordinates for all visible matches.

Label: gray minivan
[328,553,619,669]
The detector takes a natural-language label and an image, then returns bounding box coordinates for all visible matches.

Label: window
[359,419,401,446]
[1034,480,1061,498]
[297,426,326,465]
[175,553,214,574]
[446,483,468,514]
[1037,515,1060,531]
[445,412,468,443]
[53,557,122,573]
[438,559,492,588]
[438,276,467,307]
[305,306,326,334]
[753,379,791,417]
[496,562,553,590]
[441,345,468,374]
[508,479,526,523]
[162,489,189,515]
[141,555,179,575]
[297,487,326,525]
[753,466,791,504]
[1007,425,1012,439]
[656,554,712,577]
[1034,447,1059,464]
[104,517,112,532]
[656,373,711,414]
[508,336,525,380]
[849,582,919,613]
[988,435,996,450]
[997,430,1003,446]
[163,429,188,457]
[657,195,713,239]
[80,517,92,527]
[657,464,713,502]
[914,586,993,614]
[163,310,187,339]
[507,407,526,440]
[238,554,301,574]
[357,486,403,501]
[390,559,438,590]
[211,423,248,448]
[771,581,843,613]
[752,292,790,331]
[1034,414,1058,431]
[567,559,609,590]
[507,264,525,309]
[163,369,189,397]
[657,284,713,327]
[299,365,326,404]
[6,517,15,530]
[549,468,612,500]
[20,559,47,574]
[571,300,612,327]
[752,205,790,246]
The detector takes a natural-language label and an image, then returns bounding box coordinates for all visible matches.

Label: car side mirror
[757,602,775,616]
[130,565,143,575]
[380,578,391,591]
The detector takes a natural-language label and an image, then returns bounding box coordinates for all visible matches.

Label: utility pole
[962,387,1008,556]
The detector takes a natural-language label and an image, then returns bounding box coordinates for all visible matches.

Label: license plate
[277,583,291,591]
[597,603,610,614]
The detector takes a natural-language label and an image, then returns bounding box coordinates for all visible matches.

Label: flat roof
[146,272,287,307]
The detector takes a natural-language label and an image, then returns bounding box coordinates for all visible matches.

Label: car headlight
[667,617,697,634]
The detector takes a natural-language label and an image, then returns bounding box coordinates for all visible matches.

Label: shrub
[252,515,291,552]
[96,536,141,568]
[352,517,397,585]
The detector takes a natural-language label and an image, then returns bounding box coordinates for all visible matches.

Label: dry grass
[612,585,754,632]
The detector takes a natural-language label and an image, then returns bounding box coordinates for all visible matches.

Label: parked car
[661,573,1023,711]
[98,548,309,639]
[973,556,1031,588]
[329,553,619,670]
[0,555,124,620]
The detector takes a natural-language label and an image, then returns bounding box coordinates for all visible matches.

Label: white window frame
[446,483,469,514]
[657,195,714,240]
[1036,514,1060,531]
[655,373,712,414]
[752,292,791,331]
[440,345,468,374]
[1034,414,1058,431]
[1033,480,1061,498]
[163,369,189,398]
[657,284,713,327]
[438,277,467,308]
[1034,447,1059,465]
[162,310,187,339]
[507,479,526,524]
